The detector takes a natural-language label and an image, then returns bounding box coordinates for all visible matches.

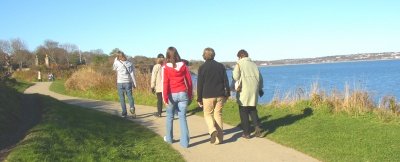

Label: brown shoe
[210,131,217,144]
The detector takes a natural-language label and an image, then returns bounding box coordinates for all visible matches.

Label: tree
[0,40,11,68]
[42,39,59,65]
[10,38,31,69]
[60,43,78,66]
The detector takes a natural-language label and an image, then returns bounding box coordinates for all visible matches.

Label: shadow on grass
[187,106,203,116]
[260,107,313,136]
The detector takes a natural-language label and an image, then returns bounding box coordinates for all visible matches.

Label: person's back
[237,57,261,91]
[112,50,137,118]
[162,46,192,148]
[232,49,264,138]
[197,59,229,99]
[197,47,230,144]
[163,61,192,100]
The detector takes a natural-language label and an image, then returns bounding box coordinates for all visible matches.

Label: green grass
[50,80,158,106]
[50,80,400,162]
[6,95,184,162]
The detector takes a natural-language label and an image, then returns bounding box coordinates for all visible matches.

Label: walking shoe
[121,114,127,118]
[254,127,264,138]
[153,112,161,117]
[163,136,167,142]
[210,131,217,144]
[130,107,136,118]
[241,134,251,139]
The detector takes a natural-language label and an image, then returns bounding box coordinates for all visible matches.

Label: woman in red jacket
[163,46,192,148]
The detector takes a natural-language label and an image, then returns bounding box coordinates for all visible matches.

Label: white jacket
[113,57,137,86]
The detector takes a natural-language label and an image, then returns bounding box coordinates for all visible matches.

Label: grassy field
[50,79,400,162]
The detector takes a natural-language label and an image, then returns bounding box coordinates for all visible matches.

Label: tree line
[0,38,212,75]
[0,38,109,71]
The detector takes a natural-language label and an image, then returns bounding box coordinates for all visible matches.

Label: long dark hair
[166,46,181,68]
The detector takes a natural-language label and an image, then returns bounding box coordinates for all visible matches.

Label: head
[116,50,127,61]
[156,53,165,64]
[202,47,215,60]
[166,46,181,68]
[237,49,249,59]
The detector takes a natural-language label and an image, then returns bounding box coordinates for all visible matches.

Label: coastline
[258,58,400,67]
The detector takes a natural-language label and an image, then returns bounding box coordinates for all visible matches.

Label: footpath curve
[25,82,319,162]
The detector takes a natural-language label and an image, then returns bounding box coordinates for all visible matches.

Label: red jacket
[162,62,193,103]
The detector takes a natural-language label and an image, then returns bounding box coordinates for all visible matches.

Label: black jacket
[197,60,230,102]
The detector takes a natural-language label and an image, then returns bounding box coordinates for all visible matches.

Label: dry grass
[65,66,151,94]
[12,69,74,82]
[270,81,399,116]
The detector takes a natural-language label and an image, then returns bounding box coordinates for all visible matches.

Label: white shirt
[112,57,137,86]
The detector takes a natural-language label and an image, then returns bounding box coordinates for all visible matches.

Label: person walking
[197,47,230,144]
[162,46,192,148]
[113,50,137,118]
[37,71,42,82]
[150,53,165,117]
[233,49,264,139]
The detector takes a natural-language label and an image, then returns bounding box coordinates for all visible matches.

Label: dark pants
[239,106,261,135]
[156,92,163,115]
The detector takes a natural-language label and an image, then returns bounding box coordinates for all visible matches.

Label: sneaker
[153,112,161,117]
[121,114,127,118]
[254,127,264,138]
[130,108,136,118]
[163,136,167,142]
[210,131,217,144]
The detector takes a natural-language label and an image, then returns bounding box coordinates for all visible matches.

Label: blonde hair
[203,47,215,60]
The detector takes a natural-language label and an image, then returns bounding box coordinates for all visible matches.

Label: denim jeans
[165,92,190,148]
[117,83,135,115]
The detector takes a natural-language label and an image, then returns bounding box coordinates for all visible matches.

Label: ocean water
[223,60,400,104]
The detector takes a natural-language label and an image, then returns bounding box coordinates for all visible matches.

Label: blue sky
[1,0,399,61]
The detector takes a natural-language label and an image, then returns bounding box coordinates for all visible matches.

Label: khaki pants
[203,97,226,144]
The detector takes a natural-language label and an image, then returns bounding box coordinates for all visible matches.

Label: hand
[151,88,155,94]
[259,89,264,97]
[197,102,203,108]
[132,83,136,89]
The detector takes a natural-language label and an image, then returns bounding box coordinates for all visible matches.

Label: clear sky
[1,0,399,61]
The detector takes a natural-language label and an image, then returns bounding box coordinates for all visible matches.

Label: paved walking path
[25,82,319,162]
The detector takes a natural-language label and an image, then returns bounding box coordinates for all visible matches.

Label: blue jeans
[165,92,190,148]
[117,83,135,115]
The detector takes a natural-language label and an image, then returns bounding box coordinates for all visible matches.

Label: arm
[150,65,158,88]
[232,63,241,81]
[223,64,231,97]
[113,57,118,71]
[184,65,193,100]
[196,66,203,102]
[162,67,170,104]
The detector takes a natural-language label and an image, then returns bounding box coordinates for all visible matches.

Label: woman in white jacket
[150,53,165,117]
[113,50,137,118]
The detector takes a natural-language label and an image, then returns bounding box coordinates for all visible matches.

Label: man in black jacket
[197,47,230,144]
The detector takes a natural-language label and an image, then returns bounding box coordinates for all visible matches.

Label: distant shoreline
[258,58,400,67]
